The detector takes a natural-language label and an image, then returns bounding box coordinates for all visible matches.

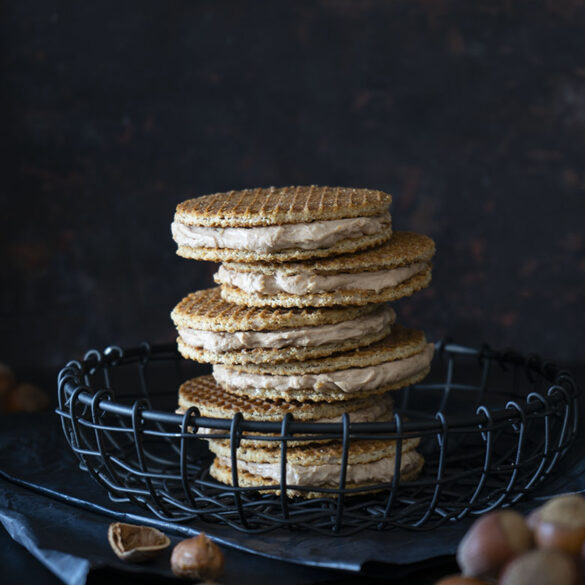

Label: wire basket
[56,340,580,535]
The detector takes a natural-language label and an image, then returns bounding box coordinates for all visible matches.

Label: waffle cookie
[216,231,434,308]
[208,436,424,498]
[171,186,392,262]
[176,374,394,446]
[212,325,435,402]
[172,288,395,365]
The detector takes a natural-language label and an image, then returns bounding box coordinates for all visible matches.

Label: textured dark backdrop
[1,0,585,369]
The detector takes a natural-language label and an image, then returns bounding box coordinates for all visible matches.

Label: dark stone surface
[1,0,585,368]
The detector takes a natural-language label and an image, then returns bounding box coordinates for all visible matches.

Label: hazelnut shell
[108,522,170,562]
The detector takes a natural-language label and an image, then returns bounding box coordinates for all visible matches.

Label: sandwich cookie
[216,231,435,308]
[208,437,424,498]
[212,325,435,403]
[171,186,392,263]
[172,288,395,365]
[176,374,394,447]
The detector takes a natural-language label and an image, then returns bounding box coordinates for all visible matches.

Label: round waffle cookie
[207,437,424,498]
[171,288,395,365]
[216,231,435,308]
[171,186,392,262]
[176,375,394,447]
[212,324,435,402]
[177,375,393,422]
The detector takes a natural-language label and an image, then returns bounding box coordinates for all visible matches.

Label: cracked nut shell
[108,522,170,562]
[170,532,224,580]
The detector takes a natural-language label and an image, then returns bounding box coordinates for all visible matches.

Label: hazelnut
[528,494,585,555]
[108,522,170,562]
[171,532,224,580]
[4,383,50,413]
[434,576,492,584]
[500,549,580,585]
[456,509,533,578]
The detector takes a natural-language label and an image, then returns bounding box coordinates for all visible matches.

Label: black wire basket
[56,340,580,536]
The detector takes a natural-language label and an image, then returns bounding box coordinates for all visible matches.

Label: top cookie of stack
[171,185,392,263]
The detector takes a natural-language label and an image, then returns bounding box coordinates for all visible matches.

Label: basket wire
[56,340,580,535]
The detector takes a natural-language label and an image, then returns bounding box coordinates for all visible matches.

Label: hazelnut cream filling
[214,262,427,295]
[213,343,434,394]
[177,306,394,352]
[192,397,392,436]
[216,449,421,485]
[171,213,390,253]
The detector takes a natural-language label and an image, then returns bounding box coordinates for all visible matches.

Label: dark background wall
[1,0,585,369]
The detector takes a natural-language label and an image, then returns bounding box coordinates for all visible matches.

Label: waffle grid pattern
[171,288,380,332]
[175,186,391,227]
[178,375,390,421]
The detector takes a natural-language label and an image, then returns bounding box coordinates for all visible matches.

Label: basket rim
[56,339,580,436]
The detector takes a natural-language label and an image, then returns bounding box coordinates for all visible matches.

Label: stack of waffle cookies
[171,186,435,497]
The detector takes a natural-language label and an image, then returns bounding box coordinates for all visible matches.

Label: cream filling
[194,398,392,436]
[216,449,420,485]
[215,262,427,295]
[177,306,394,352]
[213,343,434,394]
[171,213,390,252]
